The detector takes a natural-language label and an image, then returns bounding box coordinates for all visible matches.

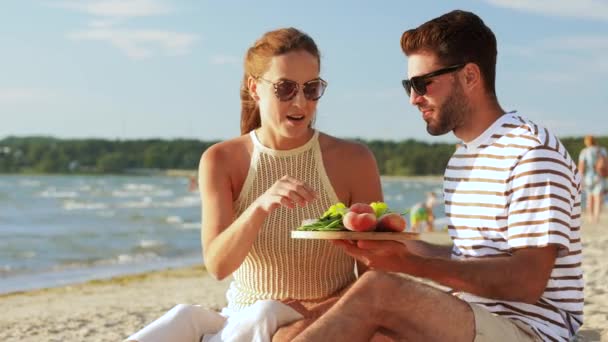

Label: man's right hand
[332,239,421,274]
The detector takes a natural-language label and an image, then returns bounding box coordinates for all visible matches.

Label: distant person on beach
[126,27,382,342]
[578,135,607,224]
[187,175,198,192]
[293,10,583,342]
[409,191,438,232]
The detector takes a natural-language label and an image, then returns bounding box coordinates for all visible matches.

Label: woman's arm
[199,144,264,280]
[341,142,384,276]
[200,144,316,280]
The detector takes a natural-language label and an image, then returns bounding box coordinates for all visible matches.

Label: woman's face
[251,50,322,145]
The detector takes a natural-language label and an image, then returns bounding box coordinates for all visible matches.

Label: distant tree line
[0,136,214,174]
[0,135,606,176]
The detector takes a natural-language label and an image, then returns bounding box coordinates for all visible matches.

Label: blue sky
[1,0,607,143]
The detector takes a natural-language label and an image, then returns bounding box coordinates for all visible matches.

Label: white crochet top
[225,130,355,312]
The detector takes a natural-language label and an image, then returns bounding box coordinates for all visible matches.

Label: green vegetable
[370,201,388,217]
[296,201,406,232]
[297,202,347,231]
[320,202,347,220]
[296,216,345,231]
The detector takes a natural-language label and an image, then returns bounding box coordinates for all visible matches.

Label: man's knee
[353,271,410,309]
[358,270,405,291]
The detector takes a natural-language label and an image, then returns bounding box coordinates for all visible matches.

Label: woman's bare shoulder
[200,135,252,167]
[318,132,374,159]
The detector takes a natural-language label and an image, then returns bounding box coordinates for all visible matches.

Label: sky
[1,0,607,143]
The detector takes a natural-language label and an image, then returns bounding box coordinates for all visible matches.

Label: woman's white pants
[126,300,303,342]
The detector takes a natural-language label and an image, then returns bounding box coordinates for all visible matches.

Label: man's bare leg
[292,270,475,342]
[273,286,395,342]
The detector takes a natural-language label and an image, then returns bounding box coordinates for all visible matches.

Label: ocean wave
[18,179,41,187]
[118,195,199,209]
[111,189,174,198]
[119,197,153,208]
[166,216,183,224]
[18,251,37,259]
[39,188,79,199]
[109,183,175,199]
[0,264,13,274]
[124,183,157,191]
[384,194,405,201]
[157,195,200,208]
[137,239,165,249]
[63,200,108,211]
[55,251,164,270]
[131,239,167,255]
[180,222,201,230]
[96,210,115,217]
[116,252,163,265]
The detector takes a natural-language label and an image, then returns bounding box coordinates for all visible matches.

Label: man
[291,10,583,342]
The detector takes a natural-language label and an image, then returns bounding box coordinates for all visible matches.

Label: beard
[425,81,469,136]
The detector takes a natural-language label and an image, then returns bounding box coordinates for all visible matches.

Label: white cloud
[211,55,239,65]
[0,88,57,104]
[541,36,608,72]
[89,18,120,28]
[484,0,608,21]
[539,36,608,52]
[526,72,580,83]
[500,44,536,58]
[50,0,198,59]
[68,28,197,59]
[340,88,403,100]
[50,0,171,18]
[503,35,608,56]
[502,34,608,78]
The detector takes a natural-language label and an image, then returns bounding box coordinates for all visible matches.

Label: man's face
[406,52,469,136]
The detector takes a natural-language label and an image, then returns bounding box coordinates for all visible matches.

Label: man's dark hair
[401,10,498,96]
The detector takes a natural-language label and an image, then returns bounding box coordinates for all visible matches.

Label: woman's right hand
[255,175,317,214]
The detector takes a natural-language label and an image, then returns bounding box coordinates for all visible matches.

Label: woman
[579,135,607,224]
[127,27,383,342]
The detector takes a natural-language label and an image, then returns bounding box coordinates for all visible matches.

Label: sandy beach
[1,214,606,342]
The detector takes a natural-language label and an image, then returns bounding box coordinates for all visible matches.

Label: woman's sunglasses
[401,64,465,97]
[256,77,328,102]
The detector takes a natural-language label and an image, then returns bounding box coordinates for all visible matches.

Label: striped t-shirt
[444,113,583,342]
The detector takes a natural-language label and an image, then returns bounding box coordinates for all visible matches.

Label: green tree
[97,152,129,173]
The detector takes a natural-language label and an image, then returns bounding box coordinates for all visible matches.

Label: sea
[0,174,444,294]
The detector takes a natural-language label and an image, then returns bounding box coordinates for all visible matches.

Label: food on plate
[376,213,407,232]
[296,201,408,232]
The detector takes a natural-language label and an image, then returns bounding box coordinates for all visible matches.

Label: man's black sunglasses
[401,64,466,97]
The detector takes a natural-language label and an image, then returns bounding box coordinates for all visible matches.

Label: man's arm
[403,239,452,259]
[414,245,558,303]
[335,240,558,304]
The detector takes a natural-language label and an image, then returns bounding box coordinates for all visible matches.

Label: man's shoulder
[499,114,573,159]
[499,114,556,147]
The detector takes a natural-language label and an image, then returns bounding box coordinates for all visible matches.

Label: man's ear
[462,63,481,90]
[247,76,260,101]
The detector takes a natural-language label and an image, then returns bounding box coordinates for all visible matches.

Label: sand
[1,214,606,342]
